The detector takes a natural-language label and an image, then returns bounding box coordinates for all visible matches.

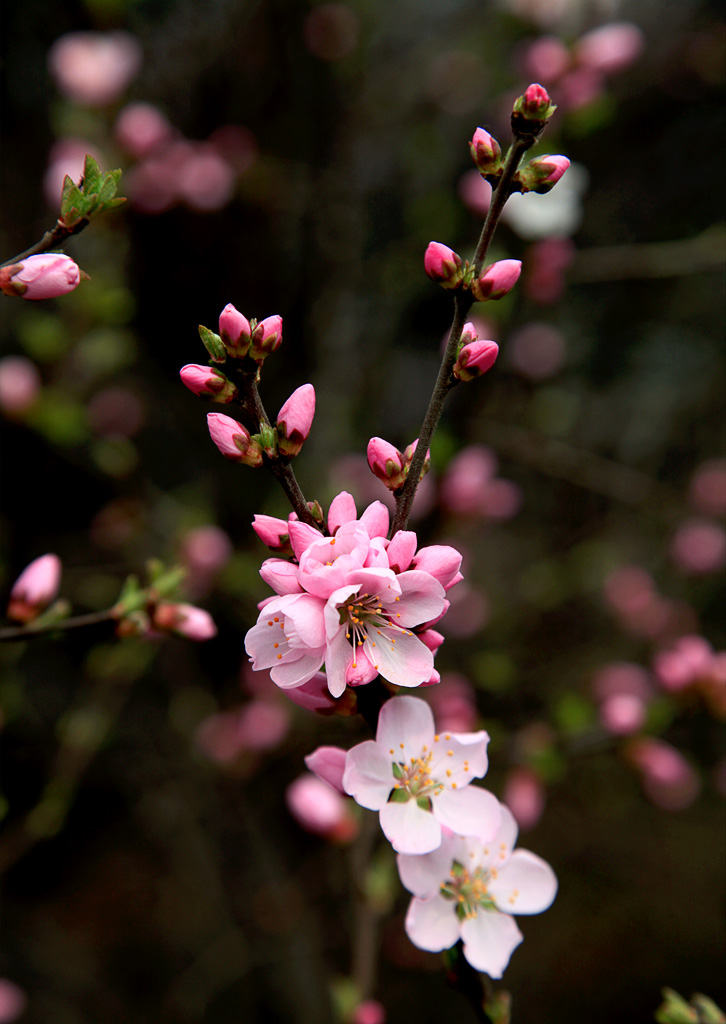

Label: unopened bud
[252,514,294,555]
[402,438,430,481]
[249,315,283,362]
[511,83,557,137]
[153,602,217,640]
[517,155,571,194]
[207,412,264,466]
[0,254,81,300]
[179,364,238,403]
[453,339,499,381]
[469,127,503,176]
[219,303,251,357]
[198,324,226,363]
[7,553,62,623]
[424,241,464,290]
[276,383,315,457]
[367,437,405,491]
[471,259,522,302]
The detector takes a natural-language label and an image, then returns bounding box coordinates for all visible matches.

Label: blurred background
[1,0,725,1022]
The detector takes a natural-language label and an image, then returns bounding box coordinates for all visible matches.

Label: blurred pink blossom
[115,103,174,158]
[688,459,726,517]
[303,4,360,61]
[0,356,41,414]
[599,693,647,735]
[591,662,652,702]
[153,603,217,641]
[520,36,571,82]
[43,138,103,208]
[442,445,522,520]
[180,525,233,580]
[457,170,492,218]
[286,773,357,840]
[507,322,567,379]
[574,22,645,76]
[177,144,237,211]
[48,31,142,106]
[440,583,490,638]
[670,519,726,575]
[626,737,700,811]
[654,635,715,692]
[196,700,290,763]
[426,672,478,733]
[208,124,259,174]
[0,980,26,1023]
[352,1000,386,1024]
[556,67,604,111]
[8,553,62,623]
[87,388,145,438]
[524,237,576,304]
[503,767,545,831]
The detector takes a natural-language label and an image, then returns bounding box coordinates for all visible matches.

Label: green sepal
[391,761,404,780]
[112,574,145,616]
[451,859,465,877]
[198,325,226,363]
[256,422,278,458]
[416,795,432,811]
[389,788,410,803]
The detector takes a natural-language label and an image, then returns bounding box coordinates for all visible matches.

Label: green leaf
[82,153,102,193]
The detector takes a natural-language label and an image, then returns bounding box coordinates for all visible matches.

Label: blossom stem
[444,942,497,1024]
[0,609,115,643]
[0,218,90,268]
[390,135,534,537]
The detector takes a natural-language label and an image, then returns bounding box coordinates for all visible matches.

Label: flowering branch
[0,218,90,268]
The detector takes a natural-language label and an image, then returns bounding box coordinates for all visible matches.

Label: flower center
[440,860,498,920]
[390,749,444,806]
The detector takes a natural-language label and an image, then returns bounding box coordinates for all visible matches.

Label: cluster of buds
[197,304,284,365]
[453,323,499,382]
[110,563,217,641]
[367,437,430,492]
[0,253,83,301]
[424,242,522,305]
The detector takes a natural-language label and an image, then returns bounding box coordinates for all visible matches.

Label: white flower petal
[270,650,324,688]
[433,786,501,842]
[343,741,395,810]
[479,803,519,870]
[379,797,442,854]
[404,895,460,953]
[489,850,558,915]
[429,731,489,782]
[365,628,434,688]
[376,696,434,753]
[460,910,523,978]
[397,834,457,898]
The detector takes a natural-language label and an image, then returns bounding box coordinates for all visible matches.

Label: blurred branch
[0,609,115,643]
[0,218,90,268]
[349,812,383,1001]
[569,225,726,283]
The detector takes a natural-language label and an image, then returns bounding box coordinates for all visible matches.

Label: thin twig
[0,609,115,643]
[1,218,90,268]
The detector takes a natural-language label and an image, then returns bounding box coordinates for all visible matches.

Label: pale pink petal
[397,835,457,897]
[259,558,303,595]
[429,731,489,782]
[376,694,435,752]
[489,850,558,914]
[364,628,434,688]
[433,786,500,842]
[405,895,460,952]
[460,910,522,978]
[270,650,325,687]
[328,490,357,533]
[304,745,347,793]
[325,626,354,697]
[343,740,395,809]
[479,803,519,869]
[359,501,390,538]
[288,520,323,559]
[325,583,361,638]
[286,594,327,648]
[394,570,447,626]
[412,544,463,589]
[379,798,442,854]
[387,530,417,572]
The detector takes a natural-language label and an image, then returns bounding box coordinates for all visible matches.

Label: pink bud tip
[424,241,463,289]
[454,339,499,381]
[367,437,405,490]
[219,303,251,356]
[276,383,316,457]
[469,127,502,174]
[206,412,263,466]
[472,259,522,302]
[250,314,283,360]
[0,254,81,300]
[7,554,62,623]
[154,602,217,640]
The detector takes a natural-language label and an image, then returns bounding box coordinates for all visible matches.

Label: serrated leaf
[96,174,119,205]
[82,154,102,193]
[60,182,84,220]
[101,197,127,210]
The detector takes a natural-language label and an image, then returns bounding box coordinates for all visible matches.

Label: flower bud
[512,82,557,124]
[153,602,217,640]
[218,303,251,358]
[198,324,226,363]
[471,259,522,302]
[252,514,294,555]
[402,438,430,481]
[367,437,405,491]
[518,155,571,194]
[179,364,238,403]
[249,314,283,362]
[0,254,81,300]
[7,554,62,623]
[207,412,264,466]
[424,241,464,289]
[304,745,347,793]
[469,127,503,175]
[276,383,315,457]
[454,339,499,381]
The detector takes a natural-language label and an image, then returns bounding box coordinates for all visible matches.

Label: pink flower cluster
[245,492,462,697]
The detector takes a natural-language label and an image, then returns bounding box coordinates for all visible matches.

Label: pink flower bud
[327,490,358,534]
[286,774,356,840]
[218,303,251,357]
[503,767,545,831]
[519,155,571,194]
[401,438,431,481]
[412,545,463,589]
[179,364,238,403]
[386,530,417,572]
[454,339,499,381]
[48,31,142,107]
[0,254,81,300]
[471,259,522,302]
[7,554,62,623]
[304,745,347,793]
[252,514,294,555]
[469,127,502,175]
[367,437,405,490]
[153,602,217,640]
[513,82,556,123]
[276,383,316,457]
[249,314,283,361]
[599,693,647,735]
[207,412,263,466]
[424,241,464,289]
[280,671,340,714]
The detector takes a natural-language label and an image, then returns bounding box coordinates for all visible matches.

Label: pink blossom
[304,745,347,792]
[469,128,502,174]
[115,103,173,157]
[286,773,357,840]
[343,696,499,854]
[0,254,81,300]
[219,303,251,357]
[0,979,26,1023]
[196,700,289,762]
[352,1000,386,1024]
[591,662,652,702]
[0,356,41,414]
[252,514,294,554]
[367,437,405,490]
[626,738,700,811]
[427,672,478,733]
[574,22,645,76]
[653,635,715,692]
[153,603,217,640]
[689,459,726,517]
[7,554,62,623]
[397,802,557,976]
[557,68,604,111]
[180,364,238,402]
[250,315,283,361]
[442,445,521,521]
[670,519,726,575]
[181,525,233,576]
[458,170,492,218]
[280,671,340,714]
[520,36,570,82]
[48,31,142,106]
[454,339,499,381]
[471,259,522,302]
[503,768,545,831]
[176,144,236,211]
[424,242,463,289]
[599,693,647,735]
[207,412,263,466]
[508,322,566,379]
[277,384,316,457]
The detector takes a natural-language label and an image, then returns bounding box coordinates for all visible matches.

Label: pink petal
[304,745,348,793]
[288,520,323,559]
[270,650,325,688]
[489,850,558,915]
[364,627,434,688]
[460,910,523,978]
[359,501,390,538]
[286,593,327,648]
[404,895,460,952]
[379,798,442,854]
[397,835,456,897]
[393,570,446,626]
[376,695,435,752]
[387,530,417,572]
[324,626,354,698]
[343,740,395,809]
[412,544,463,589]
[259,558,303,595]
[433,786,500,842]
[328,490,358,533]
